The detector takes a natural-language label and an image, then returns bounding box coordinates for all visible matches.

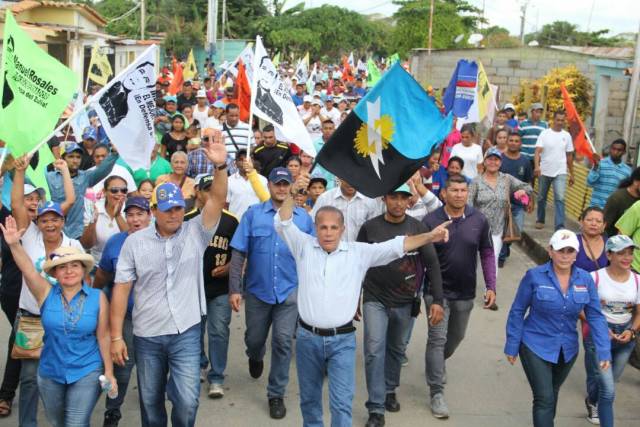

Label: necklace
[60,290,86,336]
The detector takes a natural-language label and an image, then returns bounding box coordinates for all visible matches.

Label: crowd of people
[0,59,638,427]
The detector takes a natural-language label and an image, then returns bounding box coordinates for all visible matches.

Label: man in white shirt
[221,104,250,159]
[534,110,574,230]
[321,96,341,127]
[274,178,451,427]
[227,150,268,219]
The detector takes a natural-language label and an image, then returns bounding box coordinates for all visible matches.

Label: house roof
[2,1,107,27]
[547,45,633,60]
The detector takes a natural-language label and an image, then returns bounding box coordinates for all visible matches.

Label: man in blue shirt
[518,103,548,160]
[46,142,117,239]
[228,167,314,420]
[588,139,631,208]
[94,197,151,427]
[291,83,306,107]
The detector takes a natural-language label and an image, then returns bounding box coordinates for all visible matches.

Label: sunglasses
[108,187,128,194]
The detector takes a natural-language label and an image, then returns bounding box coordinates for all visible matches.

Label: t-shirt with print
[590,268,640,324]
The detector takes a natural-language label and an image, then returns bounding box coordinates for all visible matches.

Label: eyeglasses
[108,187,128,194]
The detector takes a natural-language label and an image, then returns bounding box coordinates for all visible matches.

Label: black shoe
[365,413,385,427]
[269,397,286,419]
[384,393,400,412]
[103,413,120,427]
[249,358,264,379]
[498,258,505,268]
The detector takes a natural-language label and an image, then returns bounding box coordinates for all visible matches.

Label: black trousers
[0,292,21,402]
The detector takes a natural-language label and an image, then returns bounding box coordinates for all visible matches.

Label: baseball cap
[484,147,503,160]
[309,172,327,187]
[153,182,185,212]
[212,100,226,109]
[82,127,97,141]
[23,184,45,200]
[163,95,177,104]
[503,103,516,111]
[549,229,580,251]
[605,235,639,253]
[530,102,544,111]
[196,89,207,98]
[303,95,313,103]
[195,174,214,191]
[124,196,150,213]
[183,80,192,87]
[325,96,334,102]
[268,167,293,184]
[37,201,64,218]
[389,183,412,196]
[63,142,84,156]
[311,99,323,107]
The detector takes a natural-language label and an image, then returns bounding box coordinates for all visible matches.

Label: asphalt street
[0,244,639,426]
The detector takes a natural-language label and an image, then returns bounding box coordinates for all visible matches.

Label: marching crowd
[0,60,638,427]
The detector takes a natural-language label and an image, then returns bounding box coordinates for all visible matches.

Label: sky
[300,0,640,36]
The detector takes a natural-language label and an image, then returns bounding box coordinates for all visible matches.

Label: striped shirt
[222,121,251,158]
[114,215,217,337]
[587,157,632,208]
[519,119,548,158]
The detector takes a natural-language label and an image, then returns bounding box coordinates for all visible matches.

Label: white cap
[303,95,313,103]
[503,103,516,111]
[311,99,323,107]
[23,184,45,200]
[196,89,207,98]
[549,229,580,251]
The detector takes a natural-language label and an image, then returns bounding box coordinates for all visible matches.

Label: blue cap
[37,201,64,218]
[268,167,293,184]
[153,182,185,212]
[309,171,327,187]
[124,196,150,212]
[213,100,226,109]
[484,147,502,160]
[82,127,97,141]
[63,142,84,156]
[605,235,639,252]
[389,183,413,196]
[163,95,177,103]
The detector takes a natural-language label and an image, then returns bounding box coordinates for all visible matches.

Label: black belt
[299,319,355,337]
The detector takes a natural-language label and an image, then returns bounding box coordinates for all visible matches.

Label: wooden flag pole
[245,35,261,155]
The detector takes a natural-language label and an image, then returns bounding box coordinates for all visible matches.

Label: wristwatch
[627,328,638,339]
[213,163,227,171]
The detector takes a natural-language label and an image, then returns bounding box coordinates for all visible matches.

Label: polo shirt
[99,231,134,315]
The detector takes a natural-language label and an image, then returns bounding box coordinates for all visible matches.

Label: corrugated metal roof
[549,45,634,60]
[1,1,107,26]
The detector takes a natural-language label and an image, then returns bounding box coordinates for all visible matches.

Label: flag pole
[0,146,9,172]
[28,44,158,156]
[246,35,260,155]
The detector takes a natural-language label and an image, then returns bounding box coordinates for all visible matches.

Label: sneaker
[385,393,400,412]
[103,413,120,427]
[200,368,207,383]
[430,393,450,419]
[208,383,224,399]
[365,413,386,427]
[498,258,505,268]
[401,355,409,367]
[249,358,264,379]
[585,398,600,425]
[535,222,544,230]
[269,397,286,419]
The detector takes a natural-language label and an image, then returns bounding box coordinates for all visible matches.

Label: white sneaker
[208,383,224,399]
[431,393,449,419]
[585,398,600,425]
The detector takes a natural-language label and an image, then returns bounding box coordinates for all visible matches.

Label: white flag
[70,91,90,143]
[306,62,317,94]
[252,36,316,156]
[348,52,355,67]
[91,45,157,170]
[238,44,254,82]
[294,52,309,84]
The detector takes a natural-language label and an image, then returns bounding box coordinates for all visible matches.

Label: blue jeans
[244,291,297,398]
[134,323,201,427]
[37,367,102,427]
[584,322,635,427]
[519,344,576,427]
[363,301,413,415]
[536,174,567,230]
[19,358,39,427]
[206,295,232,384]
[499,205,525,261]
[296,325,356,427]
[105,316,135,421]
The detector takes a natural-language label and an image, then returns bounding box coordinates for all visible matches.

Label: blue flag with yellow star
[316,63,453,198]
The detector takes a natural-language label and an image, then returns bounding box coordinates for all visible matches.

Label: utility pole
[519,1,530,45]
[206,0,218,56]
[221,0,227,63]
[140,0,145,40]
[625,23,640,161]
[427,0,435,55]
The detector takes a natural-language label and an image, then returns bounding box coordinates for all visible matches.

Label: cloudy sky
[301,0,639,36]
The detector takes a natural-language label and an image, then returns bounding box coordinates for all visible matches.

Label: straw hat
[43,247,94,275]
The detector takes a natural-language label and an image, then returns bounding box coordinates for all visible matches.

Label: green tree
[391,0,484,56]
[481,25,520,48]
[525,20,623,47]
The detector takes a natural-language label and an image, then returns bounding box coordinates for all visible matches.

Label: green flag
[0,10,78,196]
[386,53,400,68]
[27,144,55,199]
[272,52,280,67]
[367,59,381,86]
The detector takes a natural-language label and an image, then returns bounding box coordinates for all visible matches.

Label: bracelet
[111,336,123,343]
[214,163,227,171]
[627,329,637,339]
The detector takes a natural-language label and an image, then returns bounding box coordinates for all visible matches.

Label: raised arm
[87,152,118,187]
[244,158,270,202]
[10,155,31,231]
[0,216,51,305]
[54,159,76,215]
[200,129,228,230]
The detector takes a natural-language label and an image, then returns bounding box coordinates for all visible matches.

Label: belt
[299,319,355,337]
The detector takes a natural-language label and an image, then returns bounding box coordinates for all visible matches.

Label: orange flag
[342,55,354,82]
[167,57,184,95]
[236,60,251,123]
[561,84,594,162]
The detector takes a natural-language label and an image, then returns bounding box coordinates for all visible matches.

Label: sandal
[0,399,11,417]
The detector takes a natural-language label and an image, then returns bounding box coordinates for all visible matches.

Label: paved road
[1,245,639,426]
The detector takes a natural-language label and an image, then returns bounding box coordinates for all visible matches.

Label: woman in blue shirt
[505,229,611,427]
[1,216,116,427]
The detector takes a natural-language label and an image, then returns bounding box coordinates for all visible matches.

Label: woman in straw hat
[1,215,116,427]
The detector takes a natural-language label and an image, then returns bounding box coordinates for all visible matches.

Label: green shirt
[133,156,173,186]
[615,199,640,271]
